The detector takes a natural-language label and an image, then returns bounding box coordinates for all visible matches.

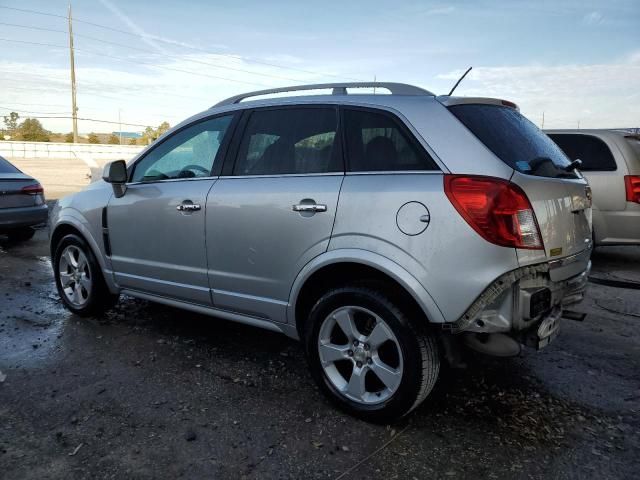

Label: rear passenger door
[205,106,343,322]
[329,106,449,305]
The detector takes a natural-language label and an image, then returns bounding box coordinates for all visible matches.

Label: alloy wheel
[58,245,92,307]
[317,306,404,405]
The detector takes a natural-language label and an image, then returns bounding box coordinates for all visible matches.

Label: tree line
[1,112,170,145]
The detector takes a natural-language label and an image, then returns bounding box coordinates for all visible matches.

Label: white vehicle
[547,130,640,246]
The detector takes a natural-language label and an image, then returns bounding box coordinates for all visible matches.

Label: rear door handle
[176,203,201,212]
[292,204,327,213]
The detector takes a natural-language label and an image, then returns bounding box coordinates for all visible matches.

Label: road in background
[9,158,91,200]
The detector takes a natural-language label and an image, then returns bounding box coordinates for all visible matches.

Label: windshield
[0,155,21,174]
[449,104,578,179]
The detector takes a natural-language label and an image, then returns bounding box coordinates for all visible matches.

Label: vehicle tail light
[444,175,543,250]
[21,183,44,195]
[624,175,640,203]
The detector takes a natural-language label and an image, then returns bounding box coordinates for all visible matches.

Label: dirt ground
[0,220,639,479]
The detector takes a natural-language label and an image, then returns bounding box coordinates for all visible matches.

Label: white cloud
[420,6,456,16]
[0,49,364,133]
[437,57,640,128]
[582,11,604,25]
[628,50,640,63]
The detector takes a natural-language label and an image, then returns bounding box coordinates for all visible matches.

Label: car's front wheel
[305,286,439,422]
[53,233,118,316]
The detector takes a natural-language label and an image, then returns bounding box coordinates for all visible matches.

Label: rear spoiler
[436,96,520,111]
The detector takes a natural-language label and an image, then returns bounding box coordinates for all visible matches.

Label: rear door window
[449,104,577,179]
[343,108,438,172]
[233,107,341,175]
[0,156,20,174]
[547,134,617,171]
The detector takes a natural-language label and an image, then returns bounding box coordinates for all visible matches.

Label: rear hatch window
[449,104,577,179]
[625,136,640,171]
[0,155,20,174]
[547,133,616,171]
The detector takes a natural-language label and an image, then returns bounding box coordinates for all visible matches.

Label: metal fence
[0,141,143,161]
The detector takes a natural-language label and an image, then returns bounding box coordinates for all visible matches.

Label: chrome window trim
[219,172,343,180]
[126,176,219,187]
[345,171,443,176]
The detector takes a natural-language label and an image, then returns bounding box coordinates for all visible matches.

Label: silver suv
[50,83,592,421]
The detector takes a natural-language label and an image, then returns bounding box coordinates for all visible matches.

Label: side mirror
[102,160,128,198]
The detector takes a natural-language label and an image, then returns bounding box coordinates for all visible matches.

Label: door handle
[292,204,327,213]
[176,203,201,212]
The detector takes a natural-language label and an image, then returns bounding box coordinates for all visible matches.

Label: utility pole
[68,3,79,143]
[541,111,545,129]
[118,109,122,145]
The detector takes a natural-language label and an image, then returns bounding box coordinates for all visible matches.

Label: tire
[304,285,439,423]
[7,227,35,242]
[53,233,118,316]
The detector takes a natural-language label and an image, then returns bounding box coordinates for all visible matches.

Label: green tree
[64,132,74,143]
[88,132,100,144]
[108,134,120,144]
[143,121,171,143]
[157,121,170,137]
[3,111,19,137]
[17,118,50,142]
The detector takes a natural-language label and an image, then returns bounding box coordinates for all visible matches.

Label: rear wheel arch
[293,260,434,339]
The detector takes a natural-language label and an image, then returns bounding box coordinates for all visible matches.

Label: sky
[0,0,638,134]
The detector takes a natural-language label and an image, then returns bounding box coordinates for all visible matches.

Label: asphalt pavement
[1,223,638,479]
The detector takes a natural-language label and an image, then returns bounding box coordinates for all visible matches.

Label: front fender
[286,248,446,330]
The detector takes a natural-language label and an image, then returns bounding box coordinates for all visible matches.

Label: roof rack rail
[213,82,434,107]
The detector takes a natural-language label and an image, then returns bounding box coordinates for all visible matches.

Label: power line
[0,105,70,115]
[0,21,305,83]
[0,38,269,87]
[0,5,65,20]
[0,74,212,104]
[14,115,151,128]
[0,101,68,108]
[0,4,365,81]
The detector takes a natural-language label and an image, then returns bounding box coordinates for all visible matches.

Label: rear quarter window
[343,108,438,172]
[547,134,617,171]
[449,104,577,179]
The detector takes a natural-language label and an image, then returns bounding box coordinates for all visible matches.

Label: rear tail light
[444,175,543,250]
[624,175,640,203]
[21,183,44,195]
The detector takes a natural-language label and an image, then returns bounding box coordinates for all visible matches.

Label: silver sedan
[0,155,48,241]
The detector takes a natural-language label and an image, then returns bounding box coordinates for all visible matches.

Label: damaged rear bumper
[446,248,592,356]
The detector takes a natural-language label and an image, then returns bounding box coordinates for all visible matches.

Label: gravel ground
[0,221,638,479]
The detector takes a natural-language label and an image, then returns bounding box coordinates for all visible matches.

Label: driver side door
[107,114,235,305]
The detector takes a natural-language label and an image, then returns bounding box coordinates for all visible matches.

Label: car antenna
[447,66,473,96]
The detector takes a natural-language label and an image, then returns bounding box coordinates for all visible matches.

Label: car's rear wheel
[7,227,35,242]
[53,233,118,316]
[305,286,439,423]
